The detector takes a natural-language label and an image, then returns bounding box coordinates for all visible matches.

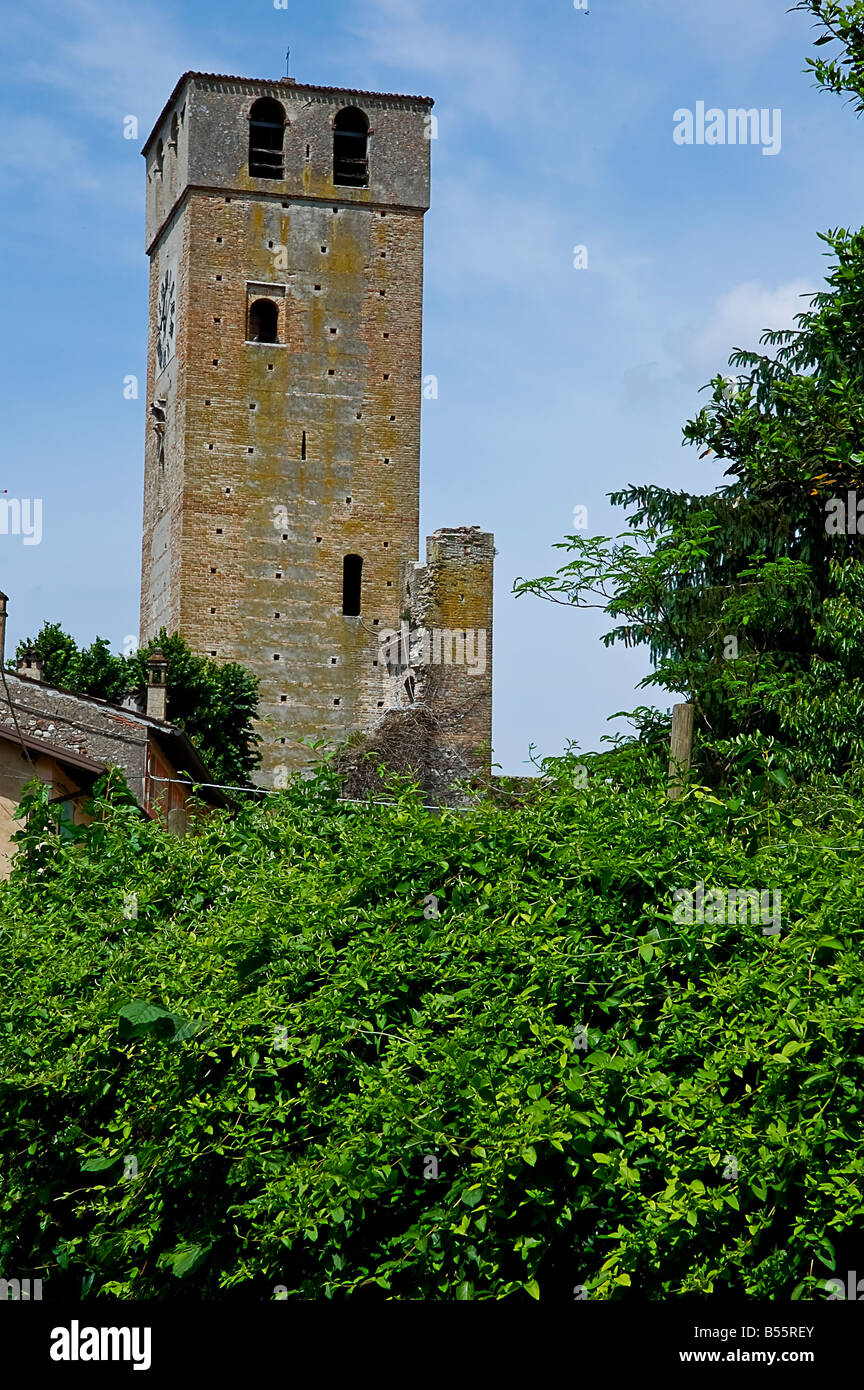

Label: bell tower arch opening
[333,107,369,187]
[249,97,286,179]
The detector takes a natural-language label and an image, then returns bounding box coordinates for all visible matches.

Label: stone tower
[139,71,493,791]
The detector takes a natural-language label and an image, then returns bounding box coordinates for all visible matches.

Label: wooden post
[667,702,694,800]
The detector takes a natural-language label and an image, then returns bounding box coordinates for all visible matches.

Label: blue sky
[0,0,861,774]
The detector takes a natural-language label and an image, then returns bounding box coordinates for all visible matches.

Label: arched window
[342,554,363,616]
[154,138,164,177]
[248,298,279,343]
[333,108,369,187]
[249,98,286,179]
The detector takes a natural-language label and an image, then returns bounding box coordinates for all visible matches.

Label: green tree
[516,7,864,785]
[793,1,864,113]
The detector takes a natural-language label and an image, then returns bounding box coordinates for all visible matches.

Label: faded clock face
[156,268,176,372]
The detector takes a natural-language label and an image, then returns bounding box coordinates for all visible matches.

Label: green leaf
[461,1186,484,1207]
[168,1244,209,1279]
[80,1154,120,1173]
[117,1001,173,1039]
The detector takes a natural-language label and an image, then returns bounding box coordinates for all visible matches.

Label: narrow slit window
[342,554,363,616]
[333,108,369,187]
[301,430,307,460]
[249,98,286,179]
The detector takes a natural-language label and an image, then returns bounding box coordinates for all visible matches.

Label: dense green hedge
[2,755,863,1300]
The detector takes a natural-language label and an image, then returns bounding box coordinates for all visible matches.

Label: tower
[139,72,433,785]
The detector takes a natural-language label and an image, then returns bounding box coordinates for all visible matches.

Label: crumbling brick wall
[341,526,493,804]
[407,527,493,785]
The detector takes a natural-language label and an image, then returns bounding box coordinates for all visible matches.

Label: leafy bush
[1,757,862,1300]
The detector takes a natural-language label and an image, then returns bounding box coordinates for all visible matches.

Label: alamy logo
[379,623,487,675]
[672,882,782,935]
[673,103,781,156]
[50,1321,151,1372]
[0,1277,42,1300]
[0,498,42,545]
[825,1272,864,1300]
[825,492,864,534]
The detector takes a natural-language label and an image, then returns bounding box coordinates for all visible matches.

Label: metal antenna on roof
[285,48,290,79]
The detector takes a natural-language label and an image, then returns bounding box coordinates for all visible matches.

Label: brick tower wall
[139,74,432,786]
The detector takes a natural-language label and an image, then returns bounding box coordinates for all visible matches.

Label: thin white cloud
[654,0,789,62]
[349,0,528,124]
[429,169,569,289]
[0,116,100,190]
[614,278,818,409]
[0,0,223,199]
[15,0,218,129]
[681,278,816,370]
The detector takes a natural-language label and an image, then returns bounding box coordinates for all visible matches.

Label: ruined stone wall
[140,75,432,787]
[349,526,494,803]
[409,527,494,786]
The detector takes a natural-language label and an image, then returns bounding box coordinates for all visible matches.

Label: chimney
[146,651,168,721]
[16,644,43,682]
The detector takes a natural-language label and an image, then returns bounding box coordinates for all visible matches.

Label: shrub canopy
[1,759,862,1300]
